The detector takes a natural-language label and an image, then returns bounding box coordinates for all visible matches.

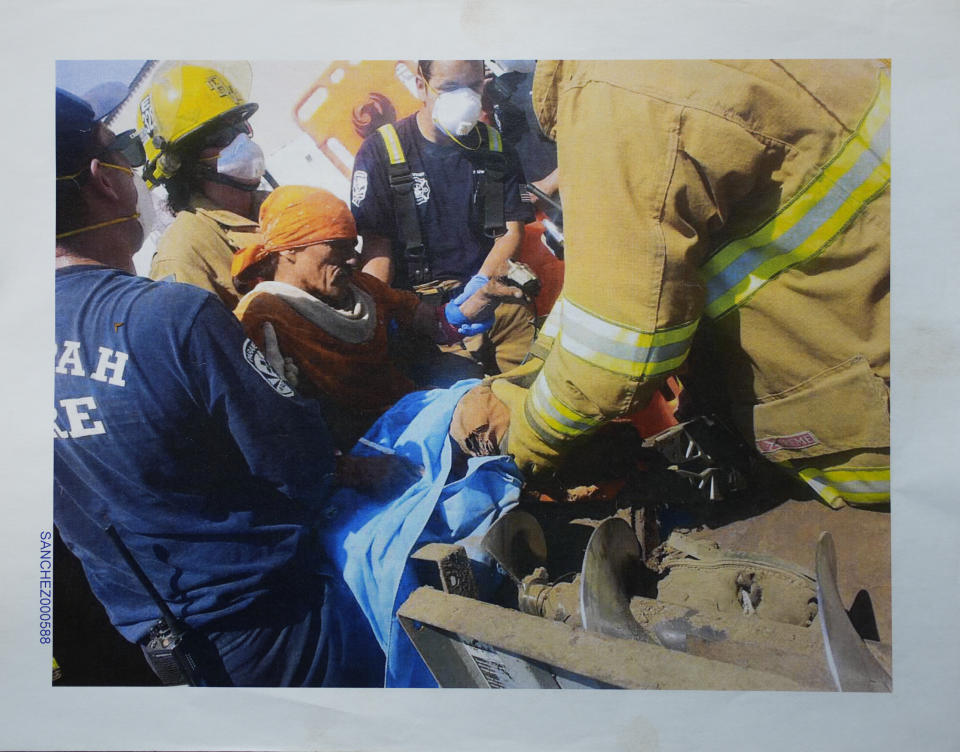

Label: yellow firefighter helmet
[138,62,258,186]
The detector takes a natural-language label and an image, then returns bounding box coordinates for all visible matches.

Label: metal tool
[579,518,653,642]
[480,509,547,584]
[815,532,892,692]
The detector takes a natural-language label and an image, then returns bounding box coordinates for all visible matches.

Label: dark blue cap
[56,88,98,178]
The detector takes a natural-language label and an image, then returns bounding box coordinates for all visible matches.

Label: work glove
[484,356,556,474]
[262,322,300,388]
[488,377,562,477]
[444,274,492,336]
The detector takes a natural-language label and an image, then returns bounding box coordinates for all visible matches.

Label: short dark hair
[234,253,279,295]
[417,60,485,82]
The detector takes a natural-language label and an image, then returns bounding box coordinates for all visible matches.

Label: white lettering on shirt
[55,340,130,388]
[55,341,85,376]
[412,172,430,205]
[90,346,129,387]
[352,170,368,207]
[59,397,105,438]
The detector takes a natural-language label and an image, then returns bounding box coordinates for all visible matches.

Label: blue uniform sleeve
[351,134,397,240]
[502,143,536,224]
[183,297,338,505]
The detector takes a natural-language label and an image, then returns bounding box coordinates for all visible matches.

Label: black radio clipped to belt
[105,524,203,686]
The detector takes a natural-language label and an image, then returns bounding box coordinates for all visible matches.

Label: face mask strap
[196,165,262,192]
[56,160,133,182]
[55,214,139,240]
[439,124,482,151]
[99,162,134,175]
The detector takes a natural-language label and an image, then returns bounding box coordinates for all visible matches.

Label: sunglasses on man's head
[101,129,146,168]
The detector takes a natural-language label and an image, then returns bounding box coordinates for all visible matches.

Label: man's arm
[185,297,338,503]
[531,168,559,198]
[530,168,560,212]
[477,220,524,278]
[351,133,398,285]
[409,276,525,341]
[359,233,394,284]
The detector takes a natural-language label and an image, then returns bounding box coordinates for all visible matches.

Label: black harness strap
[379,124,431,285]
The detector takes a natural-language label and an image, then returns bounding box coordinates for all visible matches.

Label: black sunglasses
[200,120,254,150]
[100,129,146,168]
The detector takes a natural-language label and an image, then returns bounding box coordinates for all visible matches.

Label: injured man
[231,185,527,449]
[226,186,533,687]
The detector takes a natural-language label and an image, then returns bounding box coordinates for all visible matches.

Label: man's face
[281,238,359,303]
[418,60,485,119]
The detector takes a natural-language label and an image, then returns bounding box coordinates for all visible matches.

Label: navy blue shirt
[54,266,338,643]
[350,113,534,287]
[491,71,558,184]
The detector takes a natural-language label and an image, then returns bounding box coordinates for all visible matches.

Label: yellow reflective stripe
[484,124,503,152]
[526,371,602,445]
[797,466,890,508]
[701,72,890,319]
[377,123,405,165]
[557,297,698,378]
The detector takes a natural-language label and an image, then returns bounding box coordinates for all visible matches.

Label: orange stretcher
[293,60,422,178]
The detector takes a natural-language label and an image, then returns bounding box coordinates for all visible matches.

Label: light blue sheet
[323,380,522,688]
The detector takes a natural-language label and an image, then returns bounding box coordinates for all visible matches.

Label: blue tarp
[323,380,522,687]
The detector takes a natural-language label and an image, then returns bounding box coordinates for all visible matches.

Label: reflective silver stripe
[540,300,562,339]
[797,465,890,508]
[561,314,691,364]
[816,476,889,496]
[526,371,601,445]
[556,297,698,379]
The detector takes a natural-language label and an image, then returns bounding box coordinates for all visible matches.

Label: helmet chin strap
[197,166,262,192]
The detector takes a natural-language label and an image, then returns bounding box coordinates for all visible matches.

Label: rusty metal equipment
[397,511,891,690]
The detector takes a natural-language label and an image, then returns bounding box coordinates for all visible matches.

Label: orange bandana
[232,185,357,278]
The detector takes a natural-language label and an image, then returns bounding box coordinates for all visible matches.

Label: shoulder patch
[242,338,294,397]
[352,170,368,206]
[412,172,430,205]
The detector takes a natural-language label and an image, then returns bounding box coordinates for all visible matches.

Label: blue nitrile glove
[444,299,494,336]
[445,274,493,336]
[453,274,490,304]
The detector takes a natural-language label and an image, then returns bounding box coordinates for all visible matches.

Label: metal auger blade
[480,509,548,585]
[580,518,654,643]
[816,531,892,692]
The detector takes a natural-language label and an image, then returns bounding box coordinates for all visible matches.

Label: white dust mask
[431,88,483,138]
[216,133,265,183]
[133,173,157,240]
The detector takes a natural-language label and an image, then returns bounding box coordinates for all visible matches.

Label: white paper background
[3,0,958,749]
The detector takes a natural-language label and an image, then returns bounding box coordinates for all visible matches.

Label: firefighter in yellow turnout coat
[492,60,890,509]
